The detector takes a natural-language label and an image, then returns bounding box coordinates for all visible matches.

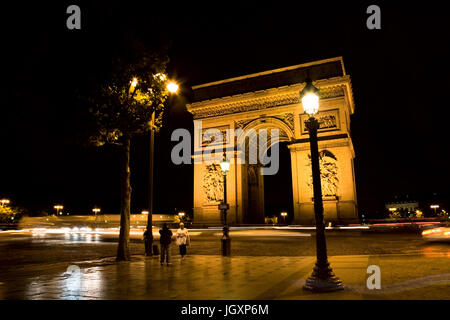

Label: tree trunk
[117,136,131,261]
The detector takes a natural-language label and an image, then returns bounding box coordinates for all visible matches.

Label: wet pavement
[1,228,448,269]
[1,228,449,299]
[1,252,449,300]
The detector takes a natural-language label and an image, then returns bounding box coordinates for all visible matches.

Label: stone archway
[237,117,294,224]
[188,57,358,225]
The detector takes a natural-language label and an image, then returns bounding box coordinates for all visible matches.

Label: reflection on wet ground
[1,254,449,300]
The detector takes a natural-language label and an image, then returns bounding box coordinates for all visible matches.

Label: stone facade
[187,57,358,225]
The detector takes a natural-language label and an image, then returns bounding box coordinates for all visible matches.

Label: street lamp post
[54,205,63,216]
[92,207,101,223]
[129,76,157,256]
[92,207,101,216]
[220,155,231,256]
[430,204,439,215]
[0,199,10,207]
[145,78,179,256]
[300,78,343,293]
[281,212,288,225]
[145,109,156,256]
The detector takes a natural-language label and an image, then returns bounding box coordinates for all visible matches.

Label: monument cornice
[187,75,353,119]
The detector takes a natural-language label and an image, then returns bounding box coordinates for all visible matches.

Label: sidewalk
[1,252,449,299]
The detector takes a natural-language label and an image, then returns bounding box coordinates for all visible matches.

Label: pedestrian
[143,228,150,256]
[176,222,190,259]
[159,223,173,266]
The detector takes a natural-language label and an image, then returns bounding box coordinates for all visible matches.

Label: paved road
[1,228,448,266]
[0,227,448,274]
[1,227,449,299]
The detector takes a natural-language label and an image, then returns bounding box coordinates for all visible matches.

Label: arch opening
[263,142,293,224]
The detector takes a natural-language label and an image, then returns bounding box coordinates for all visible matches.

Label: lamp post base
[221,226,231,256]
[303,262,344,293]
[221,238,231,256]
[145,238,153,256]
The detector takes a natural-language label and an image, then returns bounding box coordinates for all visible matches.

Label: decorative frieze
[192,95,298,119]
[300,109,340,135]
[319,86,345,100]
[189,85,345,119]
[235,112,294,132]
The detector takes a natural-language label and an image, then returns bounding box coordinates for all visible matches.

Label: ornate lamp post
[220,155,231,256]
[300,78,343,292]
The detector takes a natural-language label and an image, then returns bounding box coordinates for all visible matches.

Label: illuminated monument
[187,57,358,225]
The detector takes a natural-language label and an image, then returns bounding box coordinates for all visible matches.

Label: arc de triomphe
[187,57,358,225]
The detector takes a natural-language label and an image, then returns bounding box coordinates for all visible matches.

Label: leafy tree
[438,209,448,219]
[87,51,169,261]
[0,205,24,227]
[388,211,401,219]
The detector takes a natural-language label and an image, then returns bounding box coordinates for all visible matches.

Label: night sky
[2,1,449,218]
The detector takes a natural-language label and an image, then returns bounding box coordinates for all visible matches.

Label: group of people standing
[144,222,190,266]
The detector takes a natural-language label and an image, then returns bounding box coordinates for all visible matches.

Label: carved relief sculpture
[202,126,229,147]
[235,119,253,129]
[276,113,294,131]
[202,164,224,203]
[307,150,339,197]
[318,114,337,129]
[301,109,340,134]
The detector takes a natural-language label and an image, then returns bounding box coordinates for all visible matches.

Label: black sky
[2,1,450,217]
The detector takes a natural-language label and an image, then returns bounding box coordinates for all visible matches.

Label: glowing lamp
[300,79,320,116]
[220,157,230,174]
[130,78,138,88]
[167,81,179,93]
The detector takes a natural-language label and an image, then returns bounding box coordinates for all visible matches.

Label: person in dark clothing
[159,223,173,266]
[143,228,150,256]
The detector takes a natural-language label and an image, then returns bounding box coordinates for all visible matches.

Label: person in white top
[176,222,190,258]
